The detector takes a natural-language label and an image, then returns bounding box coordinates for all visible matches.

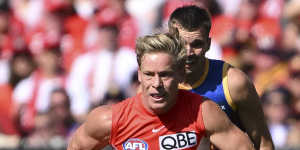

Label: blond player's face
[138,52,183,114]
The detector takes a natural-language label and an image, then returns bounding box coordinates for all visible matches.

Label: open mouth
[185,60,195,68]
[150,93,166,102]
[186,59,194,64]
[185,57,197,66]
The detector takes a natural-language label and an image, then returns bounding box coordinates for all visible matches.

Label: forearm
[247,128,274,150]
[240,110,274,150]
[68,127,89,150]
[210,130,255,150]
[259,137,274,150]
[67,132,84,150]
[240,138,255,150]
[228,133,255,150]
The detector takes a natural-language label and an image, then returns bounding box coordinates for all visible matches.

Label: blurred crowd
[0,0,299,149]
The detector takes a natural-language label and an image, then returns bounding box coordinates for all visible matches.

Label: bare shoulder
[201,99,231,134]
[201,99,222,119]
[227,67,251,91]
[67,105,112,150]
[227,67,256,103]
[201,99,225,118]
[84,105,112,139]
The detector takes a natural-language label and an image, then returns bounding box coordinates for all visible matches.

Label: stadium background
[0,0,299,149]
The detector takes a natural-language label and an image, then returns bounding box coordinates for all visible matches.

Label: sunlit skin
[67,33,256,150]
[177,26,274,150]
[178,28,211,85]
[138,52,184,115]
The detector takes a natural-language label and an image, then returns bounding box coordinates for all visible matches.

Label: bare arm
[228,67,274,150]
[283,0,300,18]
[202,100,255,150]
[67,105,112,150]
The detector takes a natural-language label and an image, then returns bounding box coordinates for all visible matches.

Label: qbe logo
[122,138,148,150]
[159,131,197,150]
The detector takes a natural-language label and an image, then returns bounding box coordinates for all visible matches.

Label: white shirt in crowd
[13,72,65,113]
[66,47,138,115]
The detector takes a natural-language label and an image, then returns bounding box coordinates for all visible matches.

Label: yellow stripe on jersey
[222,63,237,111]
[178,59,209,90]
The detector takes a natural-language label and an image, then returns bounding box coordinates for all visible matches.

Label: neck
[183,57,207,86]
[140,93,177,116]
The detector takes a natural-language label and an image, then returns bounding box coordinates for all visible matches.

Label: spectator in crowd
[100,88,126,106]
[286,115,300,149]
[21,113,54,149]
[66,24,137,122]
[13,46,65,136]
[262,87,292,149]
[0,51,33,147]
[0,9,11,84]
[9,50,35,88]
[286,55,300,103]
[48,88,77,141]
[125,71,139,98]
[0,83,19,149]
[252,50,288,95]
[279,22,299,60]
[22,88,77,150]
[95,0,139,50]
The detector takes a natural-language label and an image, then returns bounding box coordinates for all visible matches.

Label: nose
[186,44,194,56]
[152,74,162,88]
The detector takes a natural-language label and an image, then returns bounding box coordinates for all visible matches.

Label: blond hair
[136,33,186,68]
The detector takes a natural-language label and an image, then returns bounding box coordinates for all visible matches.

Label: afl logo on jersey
[122,138,148,150]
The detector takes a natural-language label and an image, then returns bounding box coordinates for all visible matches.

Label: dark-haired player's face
[178,28,210,74]
[138,52,183,114]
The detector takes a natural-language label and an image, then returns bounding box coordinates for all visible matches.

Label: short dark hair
[99,24,119,35]
[261,87,292,106]
[168,5,211,36]
[51,88,71,108]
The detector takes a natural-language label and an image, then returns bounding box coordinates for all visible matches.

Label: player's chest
[113,119,203,150]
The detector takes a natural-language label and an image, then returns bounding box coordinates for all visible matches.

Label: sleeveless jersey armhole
[222,63,237,111]
[198,98,207,137]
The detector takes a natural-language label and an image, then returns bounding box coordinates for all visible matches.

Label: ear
[206,37,211,52]
[177,66,185,83]
[138,68,142,83]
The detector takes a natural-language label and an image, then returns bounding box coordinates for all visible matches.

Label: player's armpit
[67,105,112,150]
[227,67,274,150]
[202,100,255,150]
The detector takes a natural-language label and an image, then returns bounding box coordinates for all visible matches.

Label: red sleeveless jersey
[110,90,206,150]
